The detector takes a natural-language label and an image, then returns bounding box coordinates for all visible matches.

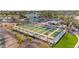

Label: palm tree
[59,15,74,33]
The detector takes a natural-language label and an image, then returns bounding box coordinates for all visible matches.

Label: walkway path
[74,34,79,48]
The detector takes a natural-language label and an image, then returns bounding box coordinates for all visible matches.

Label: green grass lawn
[54,32,78,48]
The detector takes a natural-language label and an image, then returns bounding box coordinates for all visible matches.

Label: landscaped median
[53,32,78,48]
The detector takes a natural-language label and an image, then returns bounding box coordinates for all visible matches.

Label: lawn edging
[74,34,79,48]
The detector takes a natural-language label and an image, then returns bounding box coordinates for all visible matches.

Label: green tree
[40,11,53,19]
[59,15,74,32]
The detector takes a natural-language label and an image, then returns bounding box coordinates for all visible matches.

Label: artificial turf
[54,32,78,48]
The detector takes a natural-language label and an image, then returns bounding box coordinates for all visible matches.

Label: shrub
[27,36,33,42]
[16,33,25,44]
